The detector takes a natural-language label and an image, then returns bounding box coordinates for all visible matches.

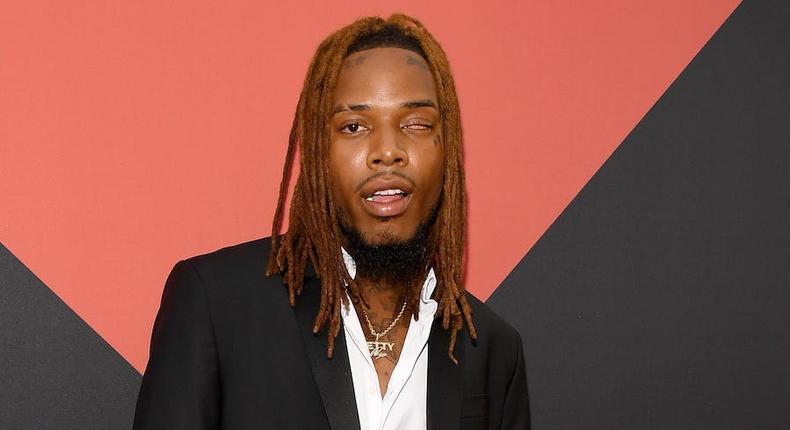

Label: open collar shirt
[340,248,439,430]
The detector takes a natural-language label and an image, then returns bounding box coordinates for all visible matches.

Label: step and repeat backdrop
[2,0,788,428]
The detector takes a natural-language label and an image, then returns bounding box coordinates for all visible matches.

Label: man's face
[329,47,444,246]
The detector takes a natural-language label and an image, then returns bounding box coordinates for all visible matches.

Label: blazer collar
[294,275,361,430]
[295,264,465,430]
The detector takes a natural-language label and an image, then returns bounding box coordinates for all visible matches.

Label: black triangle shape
[487,0,790,428]
[0,243,141,428]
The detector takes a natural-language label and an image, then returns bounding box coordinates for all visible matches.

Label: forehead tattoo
[343,52,430,71]
[405,54,430,71]
[342,54,367,69]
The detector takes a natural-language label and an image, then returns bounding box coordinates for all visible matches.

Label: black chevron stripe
[0,243,141,429]
[487,0,790,428]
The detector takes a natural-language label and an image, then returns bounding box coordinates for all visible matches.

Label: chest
[369,323,409,396]
[343,313,434,430]
[353,302,411,397]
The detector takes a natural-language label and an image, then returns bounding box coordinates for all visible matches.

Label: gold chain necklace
[359,295,407,360]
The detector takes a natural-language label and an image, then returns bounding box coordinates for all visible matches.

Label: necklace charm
[367,333,394,360]
[359,291,408,361]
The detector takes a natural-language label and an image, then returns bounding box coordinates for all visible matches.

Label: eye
[340,122,368,134]
[403,120,433,131]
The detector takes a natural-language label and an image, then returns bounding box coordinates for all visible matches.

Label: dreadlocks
[266,13,477,364]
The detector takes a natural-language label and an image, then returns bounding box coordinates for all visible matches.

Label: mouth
[361,188,412,218]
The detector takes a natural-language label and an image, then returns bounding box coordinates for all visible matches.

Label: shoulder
[461,291,524,361]
[174,236,286,304]
[183,236,273,277]
[165,236,300,331]
[465,292,521,343]
[175,236,281,293]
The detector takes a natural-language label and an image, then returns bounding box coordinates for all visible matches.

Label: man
[133,14,529,430]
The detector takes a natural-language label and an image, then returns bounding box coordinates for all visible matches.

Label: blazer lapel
[427,317,466,430]
[294,276,361,430]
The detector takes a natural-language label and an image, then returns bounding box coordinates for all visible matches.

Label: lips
[360,176,414,218]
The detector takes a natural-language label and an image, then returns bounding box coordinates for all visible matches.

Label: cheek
[413,146,445,204]
[428,164,445,203]
[328,143,367,206]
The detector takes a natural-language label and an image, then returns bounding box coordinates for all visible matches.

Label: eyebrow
[331,103,370,115]
[330,99,438,116]
[401,99,437,110]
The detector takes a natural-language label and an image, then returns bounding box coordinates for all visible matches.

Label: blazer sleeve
[501,332,530,429]
[133,259,221,429]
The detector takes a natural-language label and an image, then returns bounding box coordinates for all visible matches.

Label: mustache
[353,171,416,195]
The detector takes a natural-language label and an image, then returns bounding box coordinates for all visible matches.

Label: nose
[366,127,409,168]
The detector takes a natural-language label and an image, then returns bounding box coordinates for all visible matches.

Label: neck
[355,274,408,312]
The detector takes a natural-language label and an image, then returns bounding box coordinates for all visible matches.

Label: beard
[338,200,440,286]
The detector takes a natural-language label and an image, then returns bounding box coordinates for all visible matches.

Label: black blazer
[133,237,529,429]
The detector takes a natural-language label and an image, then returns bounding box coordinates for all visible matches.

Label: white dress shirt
[340,248,438,430]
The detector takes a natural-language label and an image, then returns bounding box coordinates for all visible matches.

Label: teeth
[365,188,405,201]
[373,188,404,196]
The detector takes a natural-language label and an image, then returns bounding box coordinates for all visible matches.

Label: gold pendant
[367,333,394,360]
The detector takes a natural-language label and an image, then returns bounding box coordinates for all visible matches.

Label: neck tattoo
[359,293,408,360]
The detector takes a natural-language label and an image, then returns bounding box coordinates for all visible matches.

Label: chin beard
[339,204,439,286]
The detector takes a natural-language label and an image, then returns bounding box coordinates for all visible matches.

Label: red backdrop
[0,0,739,372]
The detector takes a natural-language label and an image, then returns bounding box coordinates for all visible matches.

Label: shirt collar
[340,247,436,304]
